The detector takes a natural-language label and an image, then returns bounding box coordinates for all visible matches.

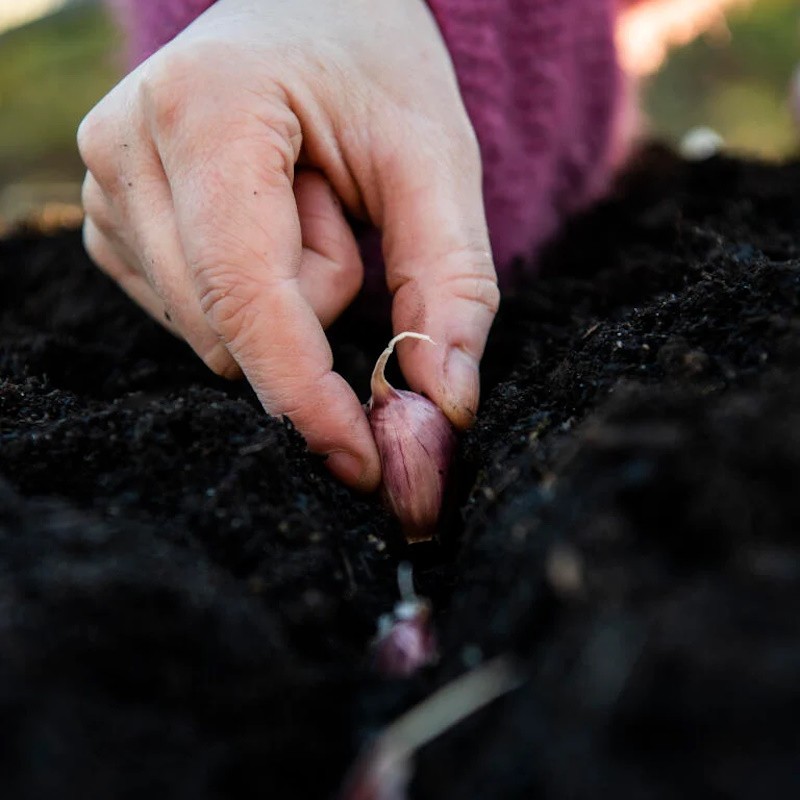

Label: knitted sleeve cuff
[106,0,215,66]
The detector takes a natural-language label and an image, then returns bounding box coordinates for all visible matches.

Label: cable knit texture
[427,0,621,277]
[107,0,624,281]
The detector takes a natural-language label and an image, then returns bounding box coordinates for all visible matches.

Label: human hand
[78,0,499,490]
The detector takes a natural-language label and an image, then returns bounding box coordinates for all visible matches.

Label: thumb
[380,126,499,429]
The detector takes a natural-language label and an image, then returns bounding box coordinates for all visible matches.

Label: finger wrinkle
[391,277,427,333]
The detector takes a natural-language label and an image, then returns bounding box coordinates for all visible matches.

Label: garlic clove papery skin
[366,333,457,543]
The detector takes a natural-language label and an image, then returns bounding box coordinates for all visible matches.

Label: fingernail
[444,347,480,428]
[326,450,367,488]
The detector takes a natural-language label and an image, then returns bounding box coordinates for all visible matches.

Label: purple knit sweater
[108,0,624,279]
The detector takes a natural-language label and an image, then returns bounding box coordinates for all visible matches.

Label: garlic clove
[372,563,438,677]
[366,333,457,543]
[373,605,436,678]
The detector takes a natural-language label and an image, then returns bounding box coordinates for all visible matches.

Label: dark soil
[1,146,799,799]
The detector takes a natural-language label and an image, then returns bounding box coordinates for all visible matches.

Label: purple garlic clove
[366,332,457,543]
[373,606,435,678]
[372,563,438,678]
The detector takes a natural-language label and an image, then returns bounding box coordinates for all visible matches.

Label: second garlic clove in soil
[372,563,438,678]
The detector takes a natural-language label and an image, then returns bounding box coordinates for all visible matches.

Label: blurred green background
[645,0,799,158]
[0,0,797,224]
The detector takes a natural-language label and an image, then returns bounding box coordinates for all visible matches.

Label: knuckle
[141,47,301,181]
[261,123,300,182]
[388,240,499,318]
[76,113,95,163]
[442,269,500,316]
[195,263,262,349]
[78,91,136,195]
[436,242,499,315]
[222,107,301,186]
[139,51,196,136]
[76,109,109,177]
[197,119,298,191]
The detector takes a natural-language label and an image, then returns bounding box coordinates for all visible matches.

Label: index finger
[155,98,380,490]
